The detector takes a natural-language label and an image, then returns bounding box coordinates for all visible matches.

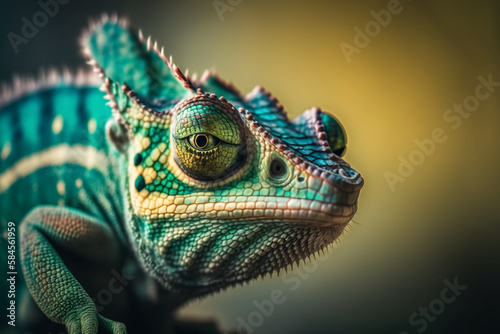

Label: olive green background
[1,0,499,333]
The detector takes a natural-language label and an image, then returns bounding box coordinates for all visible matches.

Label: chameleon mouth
[140,198,358,227]
[217,202,357,226]
[257,213,354,226]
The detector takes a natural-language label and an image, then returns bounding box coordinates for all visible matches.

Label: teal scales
[0,14,363,334]
[0,78,121,225]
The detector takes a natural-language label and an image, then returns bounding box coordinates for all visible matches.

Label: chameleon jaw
[129,214,350,296]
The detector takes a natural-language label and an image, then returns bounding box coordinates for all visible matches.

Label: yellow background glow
[1,0,499,333]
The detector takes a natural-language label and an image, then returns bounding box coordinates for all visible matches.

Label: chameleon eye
[172,97,245,181]
[188,133,220,151]
[269,158,288,179]
[321,111,347,157]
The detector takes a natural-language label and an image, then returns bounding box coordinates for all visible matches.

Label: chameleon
[0,14,363,334]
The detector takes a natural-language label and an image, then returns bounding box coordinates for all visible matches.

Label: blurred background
[1,0,499,333]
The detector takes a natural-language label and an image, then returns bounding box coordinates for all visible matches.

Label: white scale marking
[57,180,66,196]
[0,144,109,194]
[1,141,11,159]
[52,115,63,134]
[87,118,97,134]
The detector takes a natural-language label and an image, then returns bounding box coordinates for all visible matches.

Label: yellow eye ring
[193,134,209,149]
[187,133,221,151]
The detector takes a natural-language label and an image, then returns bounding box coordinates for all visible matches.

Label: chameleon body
[0,15,363,333]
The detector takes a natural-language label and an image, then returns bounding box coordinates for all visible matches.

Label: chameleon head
[83,17,363,298]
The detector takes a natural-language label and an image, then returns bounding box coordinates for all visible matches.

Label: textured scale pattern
[0,14,363,334]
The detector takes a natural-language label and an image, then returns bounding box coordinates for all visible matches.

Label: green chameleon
[0,14,363,334]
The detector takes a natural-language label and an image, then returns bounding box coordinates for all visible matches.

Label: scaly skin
[0,14,363,334]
